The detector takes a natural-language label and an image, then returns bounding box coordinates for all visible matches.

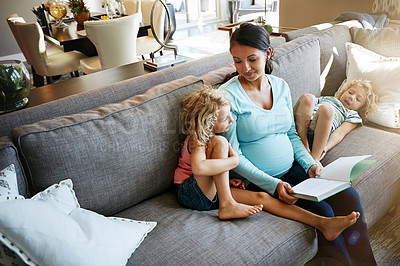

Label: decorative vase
[48,0,68,28]
[74,12,90,26]
[0,60,31,114]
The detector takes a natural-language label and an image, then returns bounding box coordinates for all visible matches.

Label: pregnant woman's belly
[241,133,294,177]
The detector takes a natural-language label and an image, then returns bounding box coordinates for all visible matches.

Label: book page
[350,159,377,181]
[292,178,349,199]
[321,155,371,182]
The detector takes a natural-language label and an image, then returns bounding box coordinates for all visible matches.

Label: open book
[291,155,377,202]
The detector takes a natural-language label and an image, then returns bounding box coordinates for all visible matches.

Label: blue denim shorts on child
[176,175,218,211]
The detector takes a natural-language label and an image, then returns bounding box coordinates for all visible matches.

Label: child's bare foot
[320,211,360,241]
[218,203,263,220]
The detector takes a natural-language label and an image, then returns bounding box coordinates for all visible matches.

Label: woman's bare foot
[320,211,360,241]
[218,203,263,220]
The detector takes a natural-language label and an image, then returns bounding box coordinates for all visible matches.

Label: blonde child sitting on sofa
[175,87,359,241]
[294,79,380,162]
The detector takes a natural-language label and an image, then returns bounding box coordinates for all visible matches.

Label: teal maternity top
[221,75,316,195]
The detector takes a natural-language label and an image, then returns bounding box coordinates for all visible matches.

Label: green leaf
[0,63,28,109]
[264,24,273,34]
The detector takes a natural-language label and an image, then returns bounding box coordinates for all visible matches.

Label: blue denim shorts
[176,175,218,211]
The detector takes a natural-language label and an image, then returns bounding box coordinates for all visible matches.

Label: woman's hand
[308,164,322,178]
[276,181,297,205]
[229,178,245,189]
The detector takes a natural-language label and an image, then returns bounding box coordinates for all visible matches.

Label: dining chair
[125,0,166,59]
[6,14,87,87]
[79,13,141,75]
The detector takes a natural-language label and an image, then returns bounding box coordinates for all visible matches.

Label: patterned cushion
[0,242,26,266]
[0,164,25,202]
[0,137,27,197]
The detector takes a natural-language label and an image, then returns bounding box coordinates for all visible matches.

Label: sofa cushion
[321,126,400,227]
[272,35,321,104]
[0,136,27,197]
[12,77,203,216]
[201,64,236,86]
[350,27,400,57]
[282,25,323,42]
[282,20,361,42]
[270,36,287,48]
[322,35,400,226]
[116,192,318,265]
[313,25,353,97]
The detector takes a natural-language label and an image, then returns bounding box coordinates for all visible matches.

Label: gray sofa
[1,22,400,265]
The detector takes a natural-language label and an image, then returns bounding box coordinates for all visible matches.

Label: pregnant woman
[220,22,376,265]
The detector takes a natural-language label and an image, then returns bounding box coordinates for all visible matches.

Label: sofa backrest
[272,35,321,104]
[311,25,353,96]
[12,76,203,216]
[282,21,363,96]
[0,52,234,139]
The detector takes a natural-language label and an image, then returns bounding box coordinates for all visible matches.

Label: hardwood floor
[369,201,400,265]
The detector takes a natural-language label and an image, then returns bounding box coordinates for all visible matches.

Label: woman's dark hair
[226,22,274,81]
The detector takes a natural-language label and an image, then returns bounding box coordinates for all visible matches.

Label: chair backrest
[123,0,141,17]
[141,0,165,40]
[124,0,165,40]
[84,13,141,70]
[7,14,48,74]
[6,14,23,39]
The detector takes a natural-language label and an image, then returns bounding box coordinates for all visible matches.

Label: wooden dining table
[44,16,151,57]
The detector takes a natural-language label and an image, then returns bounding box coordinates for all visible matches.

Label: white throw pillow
[350,27,400,57]
[0,179,156,266]
[342,42,400,128]
[0,164,24,202]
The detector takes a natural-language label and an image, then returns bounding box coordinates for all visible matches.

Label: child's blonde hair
[334,79,381,119]
[181,87,231,146]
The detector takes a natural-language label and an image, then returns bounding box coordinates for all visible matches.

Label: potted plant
[0,60,31,114]
[32,4,50,30]
[68,0,90,25]
[256,0,273,34]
